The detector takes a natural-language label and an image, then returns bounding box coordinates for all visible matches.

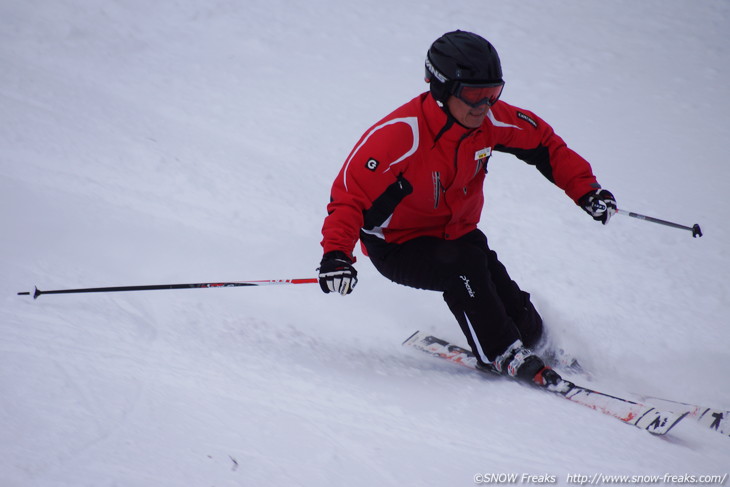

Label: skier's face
[446,95,488,128]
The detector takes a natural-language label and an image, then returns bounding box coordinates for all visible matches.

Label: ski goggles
[453,81,504,108]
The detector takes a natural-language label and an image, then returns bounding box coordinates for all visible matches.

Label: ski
[403,331,687,436]
[634,395,729,438]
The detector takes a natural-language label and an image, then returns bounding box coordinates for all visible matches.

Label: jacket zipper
[454,132,472,197]
[432,171,441,208]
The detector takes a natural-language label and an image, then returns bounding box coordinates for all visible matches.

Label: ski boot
[493,340,567,391]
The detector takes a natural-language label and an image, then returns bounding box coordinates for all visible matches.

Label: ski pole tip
[692,224,703,238]
[17,287,42,299]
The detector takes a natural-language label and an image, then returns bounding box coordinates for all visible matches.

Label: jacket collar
[421,93,476,143]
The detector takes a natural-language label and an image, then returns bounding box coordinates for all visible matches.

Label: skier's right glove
[318,251,358,295]
[578,189,617,225]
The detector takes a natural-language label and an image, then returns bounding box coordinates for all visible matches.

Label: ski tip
[402,330,421,346]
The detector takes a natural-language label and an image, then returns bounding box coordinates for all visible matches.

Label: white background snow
[2,0,729,485]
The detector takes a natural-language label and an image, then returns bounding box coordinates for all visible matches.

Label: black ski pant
[361,229,543,363]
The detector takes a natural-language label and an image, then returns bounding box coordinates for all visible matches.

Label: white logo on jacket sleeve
[342,117,419,192]
[516,111,538,128]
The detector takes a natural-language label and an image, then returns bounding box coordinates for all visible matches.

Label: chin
[465,117,485,128]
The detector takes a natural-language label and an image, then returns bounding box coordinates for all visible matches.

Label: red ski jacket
[321,93,600,259]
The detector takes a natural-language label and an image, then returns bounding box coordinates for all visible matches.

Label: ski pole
[17,278,318,300]
[615,209,702,238]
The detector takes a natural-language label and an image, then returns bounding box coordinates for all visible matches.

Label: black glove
[578,189,617,225]
[318,251,358,295]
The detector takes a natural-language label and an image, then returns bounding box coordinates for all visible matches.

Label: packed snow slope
[2,1,729,485]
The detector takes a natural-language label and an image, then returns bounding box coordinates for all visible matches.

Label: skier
[317,30,616,387]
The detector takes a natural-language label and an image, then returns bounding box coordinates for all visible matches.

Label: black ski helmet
[425,30,503,103]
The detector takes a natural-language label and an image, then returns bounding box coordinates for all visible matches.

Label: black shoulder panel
[494,145,554,183]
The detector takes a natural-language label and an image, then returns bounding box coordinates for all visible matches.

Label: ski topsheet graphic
[403,331,687,436]
[635,394,729,438]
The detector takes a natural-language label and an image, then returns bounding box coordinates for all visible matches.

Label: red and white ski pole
[17,278,318,300]
[615,208,703,238]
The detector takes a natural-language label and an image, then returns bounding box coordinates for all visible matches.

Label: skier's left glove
[578,189,617,225]
[318,251,358,295]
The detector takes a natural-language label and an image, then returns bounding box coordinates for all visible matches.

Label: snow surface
[2,1,729,485]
